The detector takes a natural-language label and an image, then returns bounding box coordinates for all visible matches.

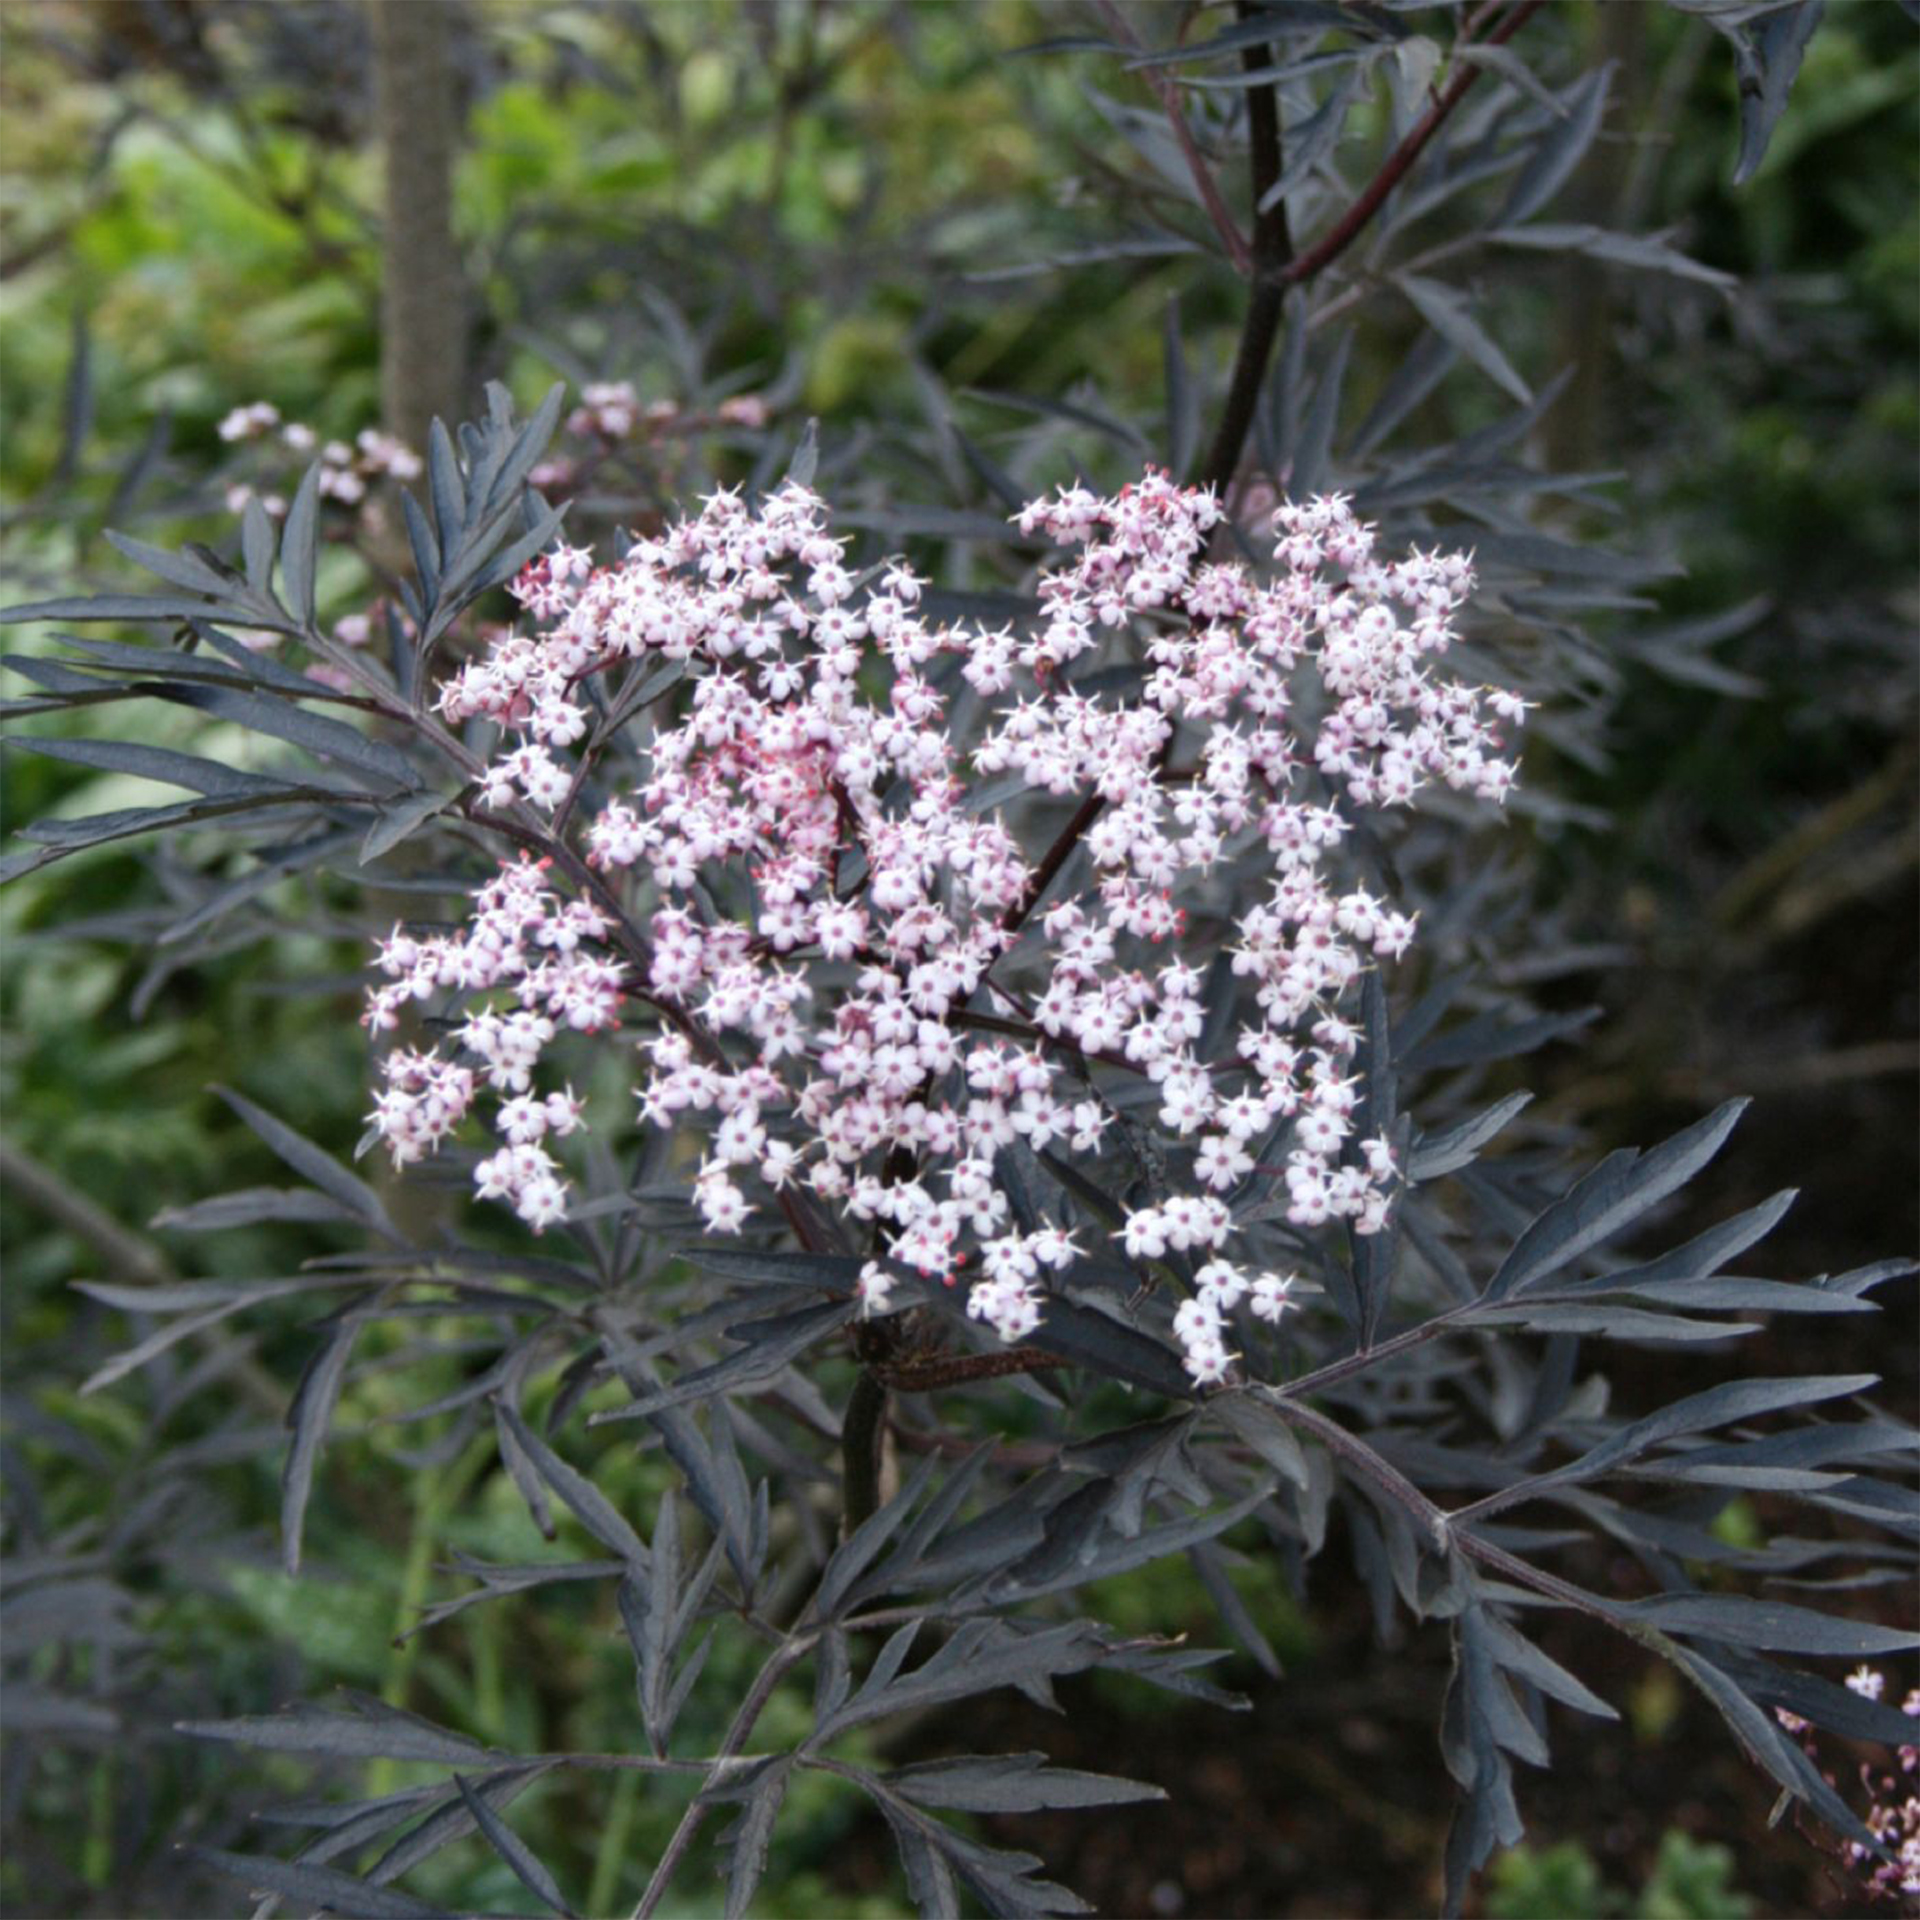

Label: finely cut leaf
[886,1753,1165,1814]
[283,1320,357,1574]
[1468,1375,1878,1520]
[214,1085,398,1234]
[155,681,419,791]
[493,1400,646,1564]
[186,1848,450,1919]
[179,1707,491,1765]
[1410,1093,1533,1182]
[7,734,299,800]
[1488,1099,1750,1299]
[1400,276,1531,406]
[453,1774,577,1917]
[1499,65,1612,224]
[1619,1595,1920,1657]
[280,463,322,627]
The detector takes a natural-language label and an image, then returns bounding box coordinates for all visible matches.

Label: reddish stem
[1280,0,1547,290]
[1092,0,1254,277]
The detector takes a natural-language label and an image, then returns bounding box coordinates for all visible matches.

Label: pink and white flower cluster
[1780,1668,1920,1900]
[365,470,1522,1386]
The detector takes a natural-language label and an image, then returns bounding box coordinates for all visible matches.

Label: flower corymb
[365,472,1522,1387]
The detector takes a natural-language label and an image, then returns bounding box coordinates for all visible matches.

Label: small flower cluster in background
[364,470,1522,1388]
[1778,1667,1920,1904]
[216,401,422,513]
[529,380,772,495]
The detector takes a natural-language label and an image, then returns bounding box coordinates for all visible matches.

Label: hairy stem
[1255,1390,1453,1549]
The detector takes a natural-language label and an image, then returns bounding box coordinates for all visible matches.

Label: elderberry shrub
[5,402,1912,1915]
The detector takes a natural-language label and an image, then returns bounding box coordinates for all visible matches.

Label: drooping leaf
[493,1399,646,1565]
[709,1756,794,1920]
[1681,0,1827,185]
[855,1770,1094,1917]
[1479,1612,1618,1722]
[1439,1607,1531,1915]
[282,1318,359,1574]
[1670,1646,1880,1852]
[1400,276,1531,406]
[453,1774,577,1918]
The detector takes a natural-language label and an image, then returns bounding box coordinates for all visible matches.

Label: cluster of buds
[1779,1668,1920,1902]
[530,383,773,494]
[563,380,771,443]
[217,402,422,514]
[366,468,1523,1387]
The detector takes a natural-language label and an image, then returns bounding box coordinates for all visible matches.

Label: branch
[628,1636,814,1920]
[1201,0,1546,498]
[879,1346,1063,1392]
[0,1136,174,1288]
[1200,0,1294,498]
[1093,0,1253,277]
[999,788,1106,942]
[841,1367,890,1535]
[1280,0,1547,290]
[1254,1390,1452,1550]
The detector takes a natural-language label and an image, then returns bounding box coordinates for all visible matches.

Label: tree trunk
[366,0,465,1244]
[368,0,466,451]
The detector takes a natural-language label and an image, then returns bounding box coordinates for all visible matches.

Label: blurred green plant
[1489,1830,1753,1920]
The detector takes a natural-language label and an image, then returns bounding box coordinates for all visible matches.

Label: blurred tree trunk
[1546,2,1646,475]
[367,0,465,1242]
[368,0,466,451]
